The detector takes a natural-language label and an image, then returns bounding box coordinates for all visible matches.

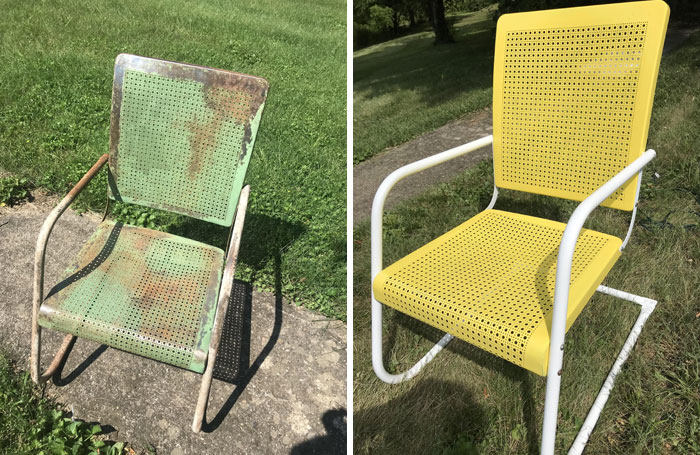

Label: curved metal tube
[192,185,250,432]
[370,135,494,383]
[621,170,643,251]
[31,153,109,384]
[540,149,656,455]
[567,285,657,455]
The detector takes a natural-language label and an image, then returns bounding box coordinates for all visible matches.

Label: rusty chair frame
[29,55,267,433]
[30,154,250,432]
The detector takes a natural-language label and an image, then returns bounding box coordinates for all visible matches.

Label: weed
[0,353,126,455]
[0,177,32,207]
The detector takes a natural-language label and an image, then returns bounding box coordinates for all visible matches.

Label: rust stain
[240,122,253,161]
[113,55,268,197]
[185,74,268,179]
[41,215,220,369]
[185,112,222,178]
[136,269,203,343]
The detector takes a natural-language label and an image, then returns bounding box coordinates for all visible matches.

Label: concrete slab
[0,196,346,454]
[353,107,493,226]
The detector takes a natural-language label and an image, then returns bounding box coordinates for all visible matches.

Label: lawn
[0,0,346,319]
[353,5,497,163]
[353,32,700,454]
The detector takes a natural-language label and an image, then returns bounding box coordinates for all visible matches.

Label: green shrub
[0,177,32,207]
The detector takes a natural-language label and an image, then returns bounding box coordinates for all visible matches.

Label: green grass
[0,0,346,319]
[353,5,497,163]
[353,33,700,454]
[0,352,127,455]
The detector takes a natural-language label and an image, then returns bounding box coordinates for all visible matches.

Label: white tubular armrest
[370,135,493,279]
[540,148,656,450]
[370,135,493,382]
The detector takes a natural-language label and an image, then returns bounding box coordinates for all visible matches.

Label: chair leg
[540,285,657,455]
[30,322,75,385]
[191,185,250,433]
[567,286,656,455]
[541,335,565,455]
[371,297,454,384]
[192,347,217,433]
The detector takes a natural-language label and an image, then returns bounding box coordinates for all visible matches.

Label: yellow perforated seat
[373,210,622,376]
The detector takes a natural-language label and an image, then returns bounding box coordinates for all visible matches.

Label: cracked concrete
[0,195,346,454]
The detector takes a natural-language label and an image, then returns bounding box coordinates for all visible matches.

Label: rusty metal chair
[30,54,268,432]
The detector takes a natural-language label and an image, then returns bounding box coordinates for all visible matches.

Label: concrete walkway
[353,25,697,227]
[353,107,493,226]
[0,195,346,455]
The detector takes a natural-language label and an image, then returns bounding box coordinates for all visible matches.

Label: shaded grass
[0,0,346,319]
[353,32,700,454]
[353,6,497,163]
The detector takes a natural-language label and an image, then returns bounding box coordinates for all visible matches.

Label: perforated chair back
[492,0,669,210]
[108,54,268,226]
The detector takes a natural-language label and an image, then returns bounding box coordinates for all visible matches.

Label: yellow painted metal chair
[370,2,669,454]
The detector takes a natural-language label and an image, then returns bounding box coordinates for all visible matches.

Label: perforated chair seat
[38,221,224,373]
[373,210,622,376]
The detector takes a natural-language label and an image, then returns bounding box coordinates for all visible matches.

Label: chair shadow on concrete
[290,408,347,455]
[201,213,305,432]
[381,310,541,455]
[200,257,283,432]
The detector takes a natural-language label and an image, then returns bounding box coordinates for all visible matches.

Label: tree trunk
[430,0,454,44]
[408,8,416,28]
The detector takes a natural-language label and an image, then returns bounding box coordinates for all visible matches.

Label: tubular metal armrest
[370,135,494,383]
[541,148,656,454]
[31,153,109,383]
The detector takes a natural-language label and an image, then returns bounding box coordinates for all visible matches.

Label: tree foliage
[354,0,490,49]
[495,0,699,24]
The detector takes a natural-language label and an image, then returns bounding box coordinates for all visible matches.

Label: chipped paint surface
[108,54,268,227]
[38,220,224,373]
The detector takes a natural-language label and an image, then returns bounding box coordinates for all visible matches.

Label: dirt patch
[0,188,59,217]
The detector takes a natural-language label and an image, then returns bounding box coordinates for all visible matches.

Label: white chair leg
[567,286,656,455]
[541,285,657,455]
[541,340,565,455]
[371,297,453,384]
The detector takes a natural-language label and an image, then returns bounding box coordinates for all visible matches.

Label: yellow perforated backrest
[492,1,669,210]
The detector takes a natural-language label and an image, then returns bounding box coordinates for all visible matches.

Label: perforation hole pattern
[115,69,256,224]
[376,211,618,369]
[39,222,224,372]
[213,281,251,384]
[498,22,647,206]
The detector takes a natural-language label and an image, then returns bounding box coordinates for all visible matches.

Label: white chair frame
[370,135,658,455]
